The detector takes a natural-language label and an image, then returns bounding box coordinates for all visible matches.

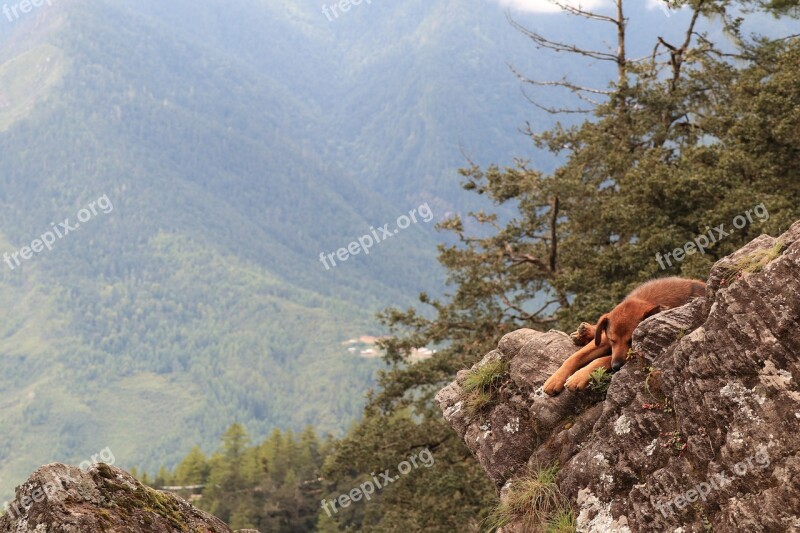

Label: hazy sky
[495,0,670,14]
[495,0,610,13]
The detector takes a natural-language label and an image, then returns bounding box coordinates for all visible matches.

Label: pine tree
[172,445,209,486]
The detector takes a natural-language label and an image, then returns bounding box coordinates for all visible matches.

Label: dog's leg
[565,356,613,391]
[543,338,611,396]
[570,322,596,346]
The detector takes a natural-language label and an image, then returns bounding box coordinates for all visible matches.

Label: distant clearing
[0,43,66,132]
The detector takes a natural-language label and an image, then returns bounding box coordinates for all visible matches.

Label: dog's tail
[690,280,707,297]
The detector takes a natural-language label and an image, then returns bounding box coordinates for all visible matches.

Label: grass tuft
[722,239,786,285]
[546,507,577,533]
[588,368,612,394]
[464,389,494,414]
[462,358,509,395]
[461,358,509,416]
[483,464,574,532]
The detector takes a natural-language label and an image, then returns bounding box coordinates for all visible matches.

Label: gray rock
[0,463,234,532]
[439,221,800,532]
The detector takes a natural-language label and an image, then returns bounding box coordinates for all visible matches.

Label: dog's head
[595,298,663,371]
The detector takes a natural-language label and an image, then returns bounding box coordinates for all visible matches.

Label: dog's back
[627,276,706,309]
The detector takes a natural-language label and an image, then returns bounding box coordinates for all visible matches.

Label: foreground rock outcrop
[0,463,248,532]
[437,221,800,532]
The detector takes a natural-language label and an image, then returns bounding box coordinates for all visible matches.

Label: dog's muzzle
[611,361,625,372]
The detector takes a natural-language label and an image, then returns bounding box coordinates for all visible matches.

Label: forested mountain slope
[0,0,708,501]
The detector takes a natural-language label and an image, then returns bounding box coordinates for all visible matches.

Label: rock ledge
[437,221,800,532]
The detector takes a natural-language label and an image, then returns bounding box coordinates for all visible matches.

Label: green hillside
[0,0,420,498]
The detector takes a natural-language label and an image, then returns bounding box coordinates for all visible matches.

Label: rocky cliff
[436,222,800,532]
[0,463,259,533]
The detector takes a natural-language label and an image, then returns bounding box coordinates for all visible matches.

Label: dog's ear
[642,304,665,320]
[594,315,609,346]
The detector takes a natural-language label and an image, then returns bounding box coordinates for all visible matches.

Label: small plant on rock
[589,368,612,394]
[660,430,687,456]
[484,463,575,533]
[545,508,577,533]
[461,357,509,416]
[722,239,786,285]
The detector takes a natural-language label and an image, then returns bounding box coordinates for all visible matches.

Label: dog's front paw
[565,369,593,391]
[543,372,568,396]
[570,322,596,346]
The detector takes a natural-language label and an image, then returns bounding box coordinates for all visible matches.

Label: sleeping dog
[543,277,706,395]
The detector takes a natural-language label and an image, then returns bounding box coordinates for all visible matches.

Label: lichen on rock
[0,463,245,533]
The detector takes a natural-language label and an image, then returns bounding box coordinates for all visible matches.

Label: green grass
[588,368,612,394]
[484,464,574,532]
[463,389,494,414]
[461,358,509,415]
[546,508,577,533]
[722,239,786,285]
[462,358,509,394]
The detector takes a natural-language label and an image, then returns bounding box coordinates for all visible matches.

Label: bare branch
[573,91,603,107]
[509,62,609,107]
[657,2,704,89]
[658,36,678,52]
[498,293,559,324]
[521,89,592,115]
[508,16,620,63]
[505,247,550,272]
[547,0,619,24]
[516,75,613,96]
[530,299,560,319]
[680,8,702,52]
[529,99,592,115]
[694,33,751,60]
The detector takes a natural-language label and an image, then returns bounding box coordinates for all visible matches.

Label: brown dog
[543,277,705,395]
